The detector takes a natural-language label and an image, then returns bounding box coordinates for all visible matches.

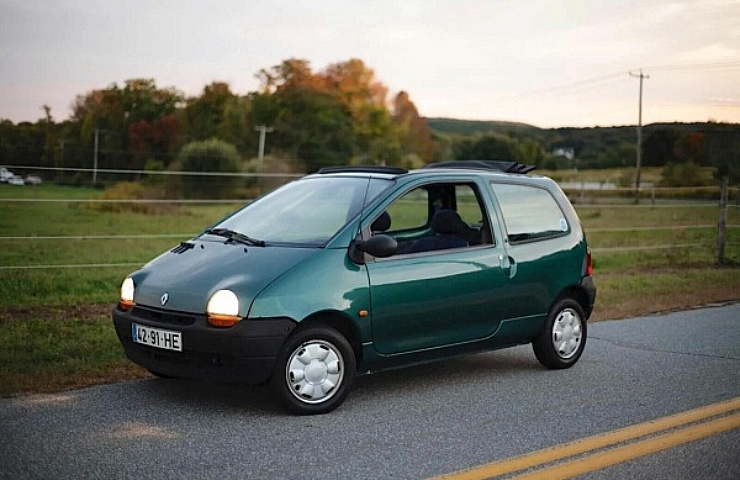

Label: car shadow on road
[127,347,541,416]
[352,347,540,396]
[129,377,279,415]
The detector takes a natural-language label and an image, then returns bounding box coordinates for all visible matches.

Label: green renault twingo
[113,161,596,414]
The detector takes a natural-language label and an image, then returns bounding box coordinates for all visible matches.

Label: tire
[533,298,587,369]
[270,325,356,415]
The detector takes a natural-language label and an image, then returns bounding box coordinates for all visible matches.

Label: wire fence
[2,166,739,270]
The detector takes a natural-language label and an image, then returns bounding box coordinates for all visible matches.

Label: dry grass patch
[591,267,740,321]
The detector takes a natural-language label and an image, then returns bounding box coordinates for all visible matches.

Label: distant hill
[425,118,739,169]
[426,117,542,137]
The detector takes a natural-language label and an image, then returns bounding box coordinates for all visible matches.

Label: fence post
[717,175,728,265]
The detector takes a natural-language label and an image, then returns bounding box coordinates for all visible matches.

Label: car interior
[370,182,494,255]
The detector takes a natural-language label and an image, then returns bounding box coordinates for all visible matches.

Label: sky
[1,0,738,128]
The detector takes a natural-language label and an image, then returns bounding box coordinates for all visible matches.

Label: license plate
[132,323,182,352]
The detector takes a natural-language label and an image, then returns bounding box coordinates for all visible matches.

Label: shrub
[177,139,242,199]
[243,155,303,198]
[659,161,712,187]
[86,181,180,214]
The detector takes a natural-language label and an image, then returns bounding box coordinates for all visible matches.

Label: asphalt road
[1,304,739,479]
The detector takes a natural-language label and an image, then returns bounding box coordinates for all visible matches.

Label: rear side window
[491,183,569,243]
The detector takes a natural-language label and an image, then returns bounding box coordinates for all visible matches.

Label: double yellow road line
[434,397,740,480]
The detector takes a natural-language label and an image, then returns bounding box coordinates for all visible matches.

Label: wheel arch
[295,310,363,364]
[552,284,592,320]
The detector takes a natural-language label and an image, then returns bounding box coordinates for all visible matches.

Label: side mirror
[352,234,397,262]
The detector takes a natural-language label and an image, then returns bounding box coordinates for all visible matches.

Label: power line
[642,61,740,73]
[493,72,627,102]
[481,61,739,105]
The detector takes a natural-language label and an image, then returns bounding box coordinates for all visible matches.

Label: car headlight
[120,277,135,311]
[206,289,241,327]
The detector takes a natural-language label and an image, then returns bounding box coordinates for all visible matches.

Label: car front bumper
[112,305,296,384]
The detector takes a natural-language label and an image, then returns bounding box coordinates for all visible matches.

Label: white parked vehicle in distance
[24,175,42,185]
[1,167,15,182]
[7,175,25,186]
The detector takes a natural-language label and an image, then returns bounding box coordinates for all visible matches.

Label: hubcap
[552,308,583,359]
[286,340,344,404]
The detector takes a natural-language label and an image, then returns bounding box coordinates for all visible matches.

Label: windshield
[212,176,392,245]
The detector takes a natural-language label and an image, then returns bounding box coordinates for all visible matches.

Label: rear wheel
[533,298,587,369]
[271,325,356,415]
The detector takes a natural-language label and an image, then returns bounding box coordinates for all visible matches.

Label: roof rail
[422,160,536,174]
[317,165,408,175]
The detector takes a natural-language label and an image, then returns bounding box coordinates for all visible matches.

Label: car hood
[129,239,319,315]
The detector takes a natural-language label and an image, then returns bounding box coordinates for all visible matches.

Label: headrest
[371,211,391,232]
[431,210,466,234]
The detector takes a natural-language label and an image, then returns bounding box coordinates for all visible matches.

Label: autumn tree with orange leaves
[256,58,435,170]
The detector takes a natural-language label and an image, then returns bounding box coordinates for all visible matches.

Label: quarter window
[492,183,569,243]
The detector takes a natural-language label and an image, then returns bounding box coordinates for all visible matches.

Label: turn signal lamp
[586,248,593,276]
[207,290,242,327]
[119,277,135,311]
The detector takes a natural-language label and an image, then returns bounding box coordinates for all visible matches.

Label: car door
[488,181,581,325]
[365,180,511,355]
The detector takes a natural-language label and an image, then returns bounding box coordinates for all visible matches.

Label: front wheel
[533,298,587,369]
[271,325,356,415]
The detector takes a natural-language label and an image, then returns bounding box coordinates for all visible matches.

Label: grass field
[1,179,738,396]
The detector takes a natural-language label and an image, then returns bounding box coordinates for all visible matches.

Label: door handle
[499,254,518,278]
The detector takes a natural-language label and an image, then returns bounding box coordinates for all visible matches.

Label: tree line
[1,57,738,192]
[1,58,436,179]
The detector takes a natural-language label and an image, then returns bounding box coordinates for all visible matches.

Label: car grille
[131,305,198,327]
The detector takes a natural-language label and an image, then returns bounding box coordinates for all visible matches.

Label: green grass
[0,183,103,200]
[0,306,140,396]
[0,179,739,396]
[542,166,665,186]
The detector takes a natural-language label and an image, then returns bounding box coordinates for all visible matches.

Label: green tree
[453,134,522,162]
[660,161,706,187]
[183,82,254,156]
[516,137,547,167]
[704,127,740,185]
[642,129,680,166]
[72,79,184,173]
[273,88,354,171]
[255,58,400,166]
[0,120,44,167]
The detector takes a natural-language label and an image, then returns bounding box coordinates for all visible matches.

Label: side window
[377,182,493,255]
[385,188,429,232]
[491,183,569,243]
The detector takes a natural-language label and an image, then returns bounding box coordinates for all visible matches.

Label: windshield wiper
[204,228,266,247]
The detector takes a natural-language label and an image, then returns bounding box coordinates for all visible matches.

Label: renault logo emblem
[161,293,169,306]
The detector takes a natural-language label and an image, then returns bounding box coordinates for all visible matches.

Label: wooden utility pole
[630,70,649,201]
[255,125,274,162]
[718,175,729,265]
[93,128,100,186]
